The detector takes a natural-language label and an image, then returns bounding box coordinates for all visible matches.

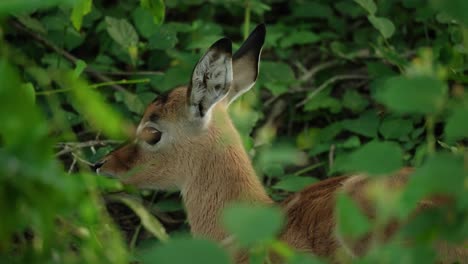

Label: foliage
[0,0,467,263]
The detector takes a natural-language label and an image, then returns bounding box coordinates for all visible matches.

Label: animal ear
[187,38,233,122]
[225,24,266,104]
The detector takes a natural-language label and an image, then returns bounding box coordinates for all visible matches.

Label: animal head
[96,25,266,190]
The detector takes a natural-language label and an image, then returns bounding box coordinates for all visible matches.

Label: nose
[91,160,106,172]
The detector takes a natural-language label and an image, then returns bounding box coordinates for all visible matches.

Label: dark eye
[141,127,162,145]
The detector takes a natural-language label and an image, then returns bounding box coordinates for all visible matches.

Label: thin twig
[264,61,342,107]
[71,153,94,166]
[11,20,127,92]
[56,139,122,156]
[295,74,369,108]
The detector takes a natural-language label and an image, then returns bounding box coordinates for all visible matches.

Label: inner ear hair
[187,38,233,120]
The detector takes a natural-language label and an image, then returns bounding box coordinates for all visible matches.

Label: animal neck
[181,110,272,242]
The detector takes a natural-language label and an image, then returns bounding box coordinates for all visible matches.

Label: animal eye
[141,127,162,145]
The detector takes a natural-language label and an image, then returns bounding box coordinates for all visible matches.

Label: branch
[295,74,369,108]
[56,139,122,156]
[11,20,127,92]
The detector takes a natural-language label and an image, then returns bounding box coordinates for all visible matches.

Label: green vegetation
[0,0,467,263]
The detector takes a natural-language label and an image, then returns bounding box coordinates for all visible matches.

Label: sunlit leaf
[141,0,165,25]
[368,15,395,39]
[70,0,92,30]
[111,195,169,242]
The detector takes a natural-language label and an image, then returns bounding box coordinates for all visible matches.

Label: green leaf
[140,0,165,25]
[105,16,139,49]
[111,195,169,242]
[336,193,371,239]
[431,0,468,26]
[342,90,369,113]
[444,107,468,142]
[259,61,295,96]
[66,73,127,138]
[334,141,403,175]
[379,117,414,140]
[118,91,145,114]
[223,203,284,246]
[70,0,92,30]
[73,59,87,77]
[148,26,178,50]
[0,0,75,14]
[304,90,342,113]
[341,111,379,138]
[280,31,320,48]
[22,82,35,104]
[296,128,320,150]
[132,7,157,39]
[140,237,230,264]
[368,15,395,39]
[354,0,377,15]
[273,176,318,192]
[401,153,465,216]
[16,15,47,34]
[375,76,447,114]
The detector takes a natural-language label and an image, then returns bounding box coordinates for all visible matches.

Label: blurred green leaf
[336,193,371,239]
[379,117,414,140]
[259,61,295,96]
[401,153,465,216]
[148,26,178,50]
[273,176,318,192]
[341,111,379,138]
[22,82,36,104]
[368,15,395,39]
[354,0,377,15]
[280,31,320,48]
[431,0,468,26]
[334,141,403,175]
[375,76,447,114]
[0,0,75,14]
[105,16,139,49]
[223,203,283,246]
[141,0,165,25]
[112,195,169,242]
[70,0,92,30]
[140,237,230,264]
[342,90,369,113]
[444,107,468,142]
[296,128,321,150]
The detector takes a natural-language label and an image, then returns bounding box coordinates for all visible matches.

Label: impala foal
[96,25,467,263]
